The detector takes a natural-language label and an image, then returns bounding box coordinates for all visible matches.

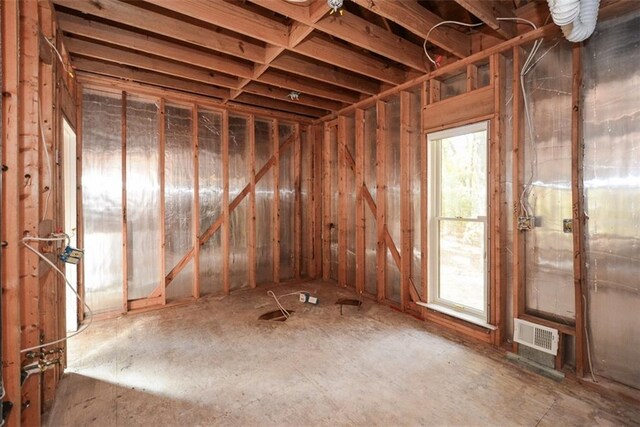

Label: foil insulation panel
[502,58,515,339]
[329,125,339,281]
[300,129,312,277]
[583,11,640,389]
[228,115,249,290]
[125,96,161,301]
[198,109,223,295]
[409,87,423,299]
[255,118,274,284]
[523,38,576,321]
[279,123,296,281]
[165,104,194,300]
[81,89,124,314]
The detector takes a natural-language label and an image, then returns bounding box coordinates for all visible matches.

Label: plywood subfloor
[45,281,640,426]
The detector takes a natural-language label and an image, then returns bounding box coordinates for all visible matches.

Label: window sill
[416,302,498,331]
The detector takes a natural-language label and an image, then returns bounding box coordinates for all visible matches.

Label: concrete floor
[46,281,640,426]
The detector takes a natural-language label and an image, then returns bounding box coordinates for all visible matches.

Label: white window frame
[427,121,490,324]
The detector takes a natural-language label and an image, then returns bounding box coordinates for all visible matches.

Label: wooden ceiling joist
[269,53,379,96]
[349,0,471,59]
[259,69,360,104]
[72,58,230,99]
[52,0,265,63]
[64,37,241,89]
[453,0,517,39]
[242,82,344,112]
[57,12,255,79]
[234,93,328,118]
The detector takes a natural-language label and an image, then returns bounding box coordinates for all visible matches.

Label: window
[428,122,489,324]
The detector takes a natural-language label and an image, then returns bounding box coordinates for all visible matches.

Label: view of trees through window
[433,125,487,315]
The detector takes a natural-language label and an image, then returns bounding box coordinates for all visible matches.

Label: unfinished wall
[1,1,78,424]
[583,10,640,390]
[79,80,316,316]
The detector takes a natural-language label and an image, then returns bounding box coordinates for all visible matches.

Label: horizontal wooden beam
[143,0,289,47]
[53,0,265,63]
[259,69,361,104]
[296,36,406,85]
[349,0,471,59]
[57,12,255,79]
[243,82,344,111]
[65,37,240,89]
[235,93,327,118]
[73,58,230,99]
[270,53,379,95]
[454,0,517,39]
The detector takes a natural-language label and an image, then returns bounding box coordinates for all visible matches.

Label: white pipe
[547,0,600,42]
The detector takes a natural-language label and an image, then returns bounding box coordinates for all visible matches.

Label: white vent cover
[513,319,559,355]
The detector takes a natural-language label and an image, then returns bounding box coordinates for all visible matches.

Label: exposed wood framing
[222,110,230,294]
[294,125,302,279]
[454,0,517,39]
[337,116,347,287]
[420,81,428,302]
[248,115,257,288]
[375,100,387,302]
[321,124,332,280]
[20,1,42,423]
[273,120,281,283]
[192,106,200,298]
[159,99,167,305]
[355,109,366,295]
[121,91,128,312]
[2,1,23,424]
[571,44,586,377]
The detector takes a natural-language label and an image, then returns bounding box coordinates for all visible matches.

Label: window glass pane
[439,129,487,218]
[438,220,485,311]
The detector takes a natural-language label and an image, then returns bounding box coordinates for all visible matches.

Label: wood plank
[454,0,516,39]
[121,92,128,312]
[296,36,407,85]
[270,53,379,96]
[322,124,332,280]
[385,230,402,271]
[423,86,494,131]
[467,64,478,91]
[76,82,86,321]
[242,81,344,111]
[222,111,230,294]
[72,58,230,100]
[64,37,240,89]
[127,296,163,311]
[400,91,412,311]
[337,116,347,287]
[294,125,302,279]
[511,46,525,351]
[57,12,254,79]
[571,44,586,377]
[375,100,387,302]
[192,106,200,298]
[355,109,366,295]
[259,69,360,104]
[490,54,506,344]
[520,313,576,337]
[248,115,257,288]
[20,1,42,423]
[363,185,378,217]
[314,12,427,72]
[52,0,265,63]
[273,120,281,283]
[2,1,23,423]
[159,99,167,304]
[144,0,289,47]
[234,93,327,118]
[350,0,471,59]
[420,81,428,302]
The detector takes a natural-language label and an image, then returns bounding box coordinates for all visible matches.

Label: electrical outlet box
[518,216,534,231]
[563,219,573,233]
[299,293,307,303]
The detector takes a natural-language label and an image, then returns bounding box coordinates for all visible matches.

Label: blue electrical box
[60,246,84,265]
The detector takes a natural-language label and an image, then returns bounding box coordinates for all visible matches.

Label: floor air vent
[513,319,559,355]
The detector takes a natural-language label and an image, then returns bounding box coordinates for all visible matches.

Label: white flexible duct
[547,0,600,42]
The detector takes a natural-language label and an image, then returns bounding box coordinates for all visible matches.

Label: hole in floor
[258,309,294,322]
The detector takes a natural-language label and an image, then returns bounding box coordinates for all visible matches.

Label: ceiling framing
[53,0,533,118]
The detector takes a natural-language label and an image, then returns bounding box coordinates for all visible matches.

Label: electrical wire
[267,290,311,319]
[42,35,74,78]
[423,21,484,67]
[38,100,53,219]
[20,236,93,353]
